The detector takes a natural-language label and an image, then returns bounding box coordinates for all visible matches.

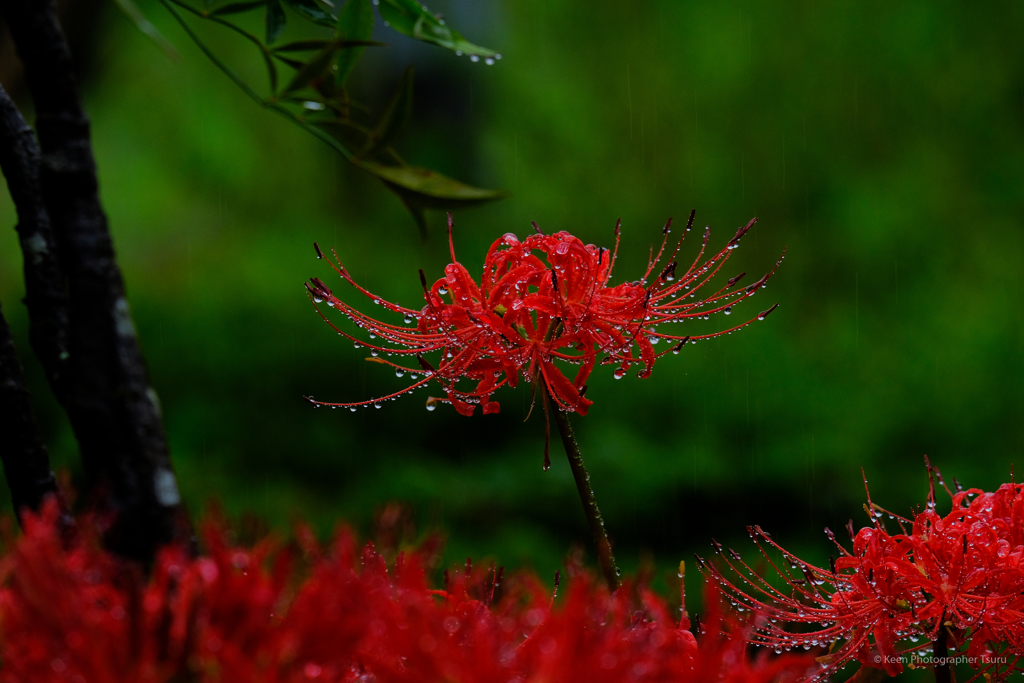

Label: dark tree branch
[0,301,61,522]
[0,83,69,401]
[0,82,69,523]
[0,0,189,559]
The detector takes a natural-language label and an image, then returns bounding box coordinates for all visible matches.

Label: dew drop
[613,368,626,380]
[485,57,495,65]
[470,54,480,62]
[439,286,449,295]
[724,307,732,315]
[396,370,405,378]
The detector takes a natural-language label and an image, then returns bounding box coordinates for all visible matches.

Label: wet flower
[305,212,783,416]
[701,461,1024,681]
[0,497,815,683]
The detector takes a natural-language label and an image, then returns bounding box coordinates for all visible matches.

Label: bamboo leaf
[361,65,413,157]
[262,47,278,92]
[284,0,334,26]
[273,38,332,51]
[113,0,180,59]
[265,0,286,43]
[282,45,339,94]
[272,53,306,70]
[357,160,509,207]
[212,0,268,16]
[377,0,496,58]
[335,0,374,84]
[273,38,383,52]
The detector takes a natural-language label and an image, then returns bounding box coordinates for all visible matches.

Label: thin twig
[158,0,361,163]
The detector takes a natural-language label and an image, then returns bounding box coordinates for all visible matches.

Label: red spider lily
[701,461,1024,682]
[305,212,783,416]
[0,497,814,683]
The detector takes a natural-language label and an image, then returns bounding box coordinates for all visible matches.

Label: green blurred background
[1,0,1024,607]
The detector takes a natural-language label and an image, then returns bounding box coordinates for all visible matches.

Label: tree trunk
[0,0,189,559]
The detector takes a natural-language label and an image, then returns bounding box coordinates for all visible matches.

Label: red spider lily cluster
[0,498,815,683]
[702,463,1024,681]
[305,213,783,416]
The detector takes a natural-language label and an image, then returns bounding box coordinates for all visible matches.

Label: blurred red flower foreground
[0,499,814,683]
[705,464,1024,681]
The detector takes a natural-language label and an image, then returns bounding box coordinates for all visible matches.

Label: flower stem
[550,403,621,592]
[934,623,952,683]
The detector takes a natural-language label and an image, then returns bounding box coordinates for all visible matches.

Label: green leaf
[334,0,373,84]
[272,53,305,70]
[273,38,333,51]
[396,193,428,237]
[284,0,334,26]
[357,161,508,236]
[265,0,286,43]
[282,45,339,94]
[312,119,366,151]
[358,160,508,207]
[273,38,383,52]
[262,47,279,92]
[212,0,268,16]
[113,0,180,59]
[377,0,497,58]
[361,65,413,157]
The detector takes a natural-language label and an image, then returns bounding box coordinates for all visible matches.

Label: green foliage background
[1,0,1024,613]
